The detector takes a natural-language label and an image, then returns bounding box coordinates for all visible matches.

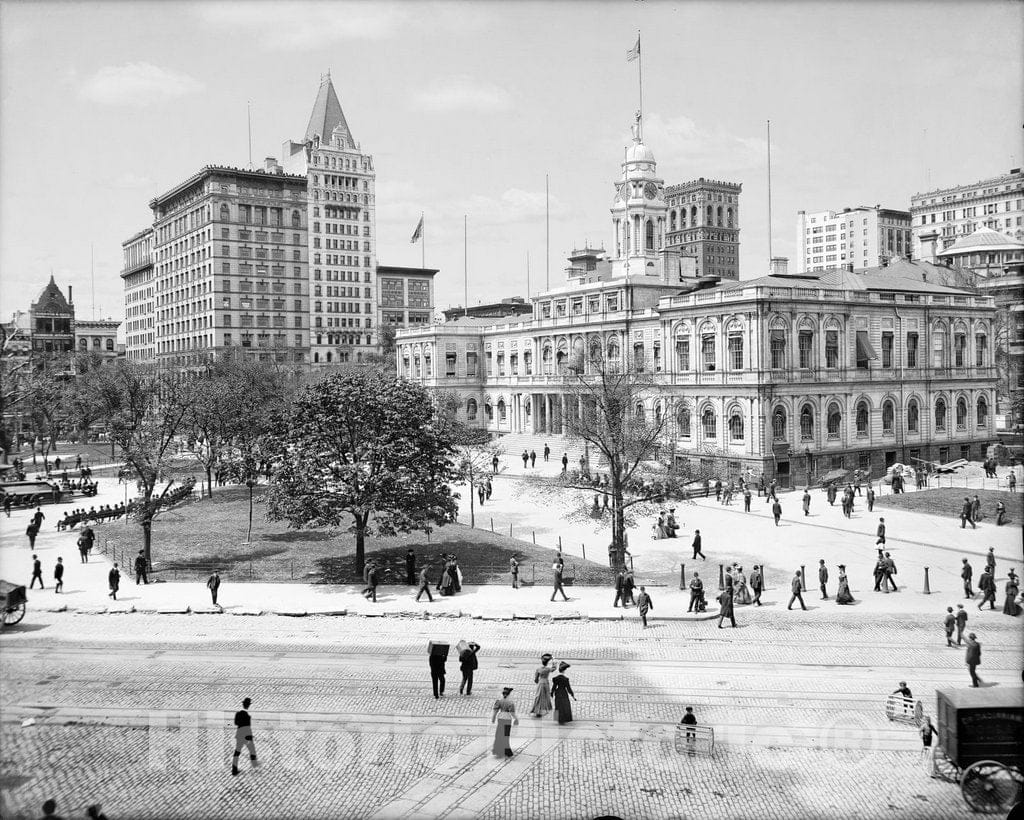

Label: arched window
[466,398,478,420]
[645,220,654,250]
[882,400,895,434]
[935,398,947,432]
[855,401,869,436]
[907,399,919,433]
[701,408,716,439]
[607,339,620,362]
[729,411,744,441]
[977,395,989,427]
[716,205,723,227]
[555,350,566,374]
[219,203,230,221]
[291,210,301,227]
[706,205,713,224]
[827,404,841,439]
[655,402,662,423]
[726,207,733,227]
[800,405,814,440]
[523,350,532,374]
[79,338,88,349]
[635,402,645,420]
[497,399,506,422]
[772,408,787,441]
[678,406,692,437]
[484,403,493,421]
[690,205,697,225]
[669,211,677,231]
[542,346,553,375]
[956,397,968,429]
[106,338,114,351]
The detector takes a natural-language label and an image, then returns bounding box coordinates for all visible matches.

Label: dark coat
[965,638,981,665]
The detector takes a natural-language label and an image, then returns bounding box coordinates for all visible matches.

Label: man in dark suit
[405,549,416,585]
[965,633,982,687]
[955,605,968,645]
[458,642,480,695]
[787,570,806,611]
[750,565,763,606]
[771,499,782,526]
[977,568,996,610]
[429,648,447,699]
[691,530,705,560]
[876,518,886,546]
[818,559,829,599]
[550,560,569,602]
[415,565,433,602]
[613,570,628,608]
[960,496,975,529]
[883,552,898,592]
[30,554,44,589]
[687,573,704,612]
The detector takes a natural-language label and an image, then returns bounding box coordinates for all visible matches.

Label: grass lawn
[98,485,616,586]
[874,487,1023,525]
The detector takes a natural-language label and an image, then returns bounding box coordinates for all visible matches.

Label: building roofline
[121,226,154,247]
[910,168,1023,200]
[376,265,439,276]
[149,165,307,209]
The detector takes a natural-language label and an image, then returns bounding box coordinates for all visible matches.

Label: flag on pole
[626,36,640,62]
[410,215,424,243]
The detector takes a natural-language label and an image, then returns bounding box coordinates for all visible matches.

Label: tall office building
[121,227,155,362]
[282,75,378,366]
[795,206,911,273]
[149,164,309,369]
[910,168,1024,259]
[664,178,741,280]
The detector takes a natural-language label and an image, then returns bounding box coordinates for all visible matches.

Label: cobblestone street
[1,611,1020,818]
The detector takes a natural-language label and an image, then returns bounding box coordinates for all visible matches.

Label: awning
[856,330,878,360]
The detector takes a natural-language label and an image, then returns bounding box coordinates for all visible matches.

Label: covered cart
[0,580,27,629]
[932,686,1024,813]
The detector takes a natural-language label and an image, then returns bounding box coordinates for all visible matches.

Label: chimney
[68,285,72,304]
[264,157,281,174]
[770,256,789,276]
[918,231,940,264]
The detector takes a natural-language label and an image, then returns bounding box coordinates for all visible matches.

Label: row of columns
[500,393,596,434]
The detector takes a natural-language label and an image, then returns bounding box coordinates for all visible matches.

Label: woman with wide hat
[530,654,554,717]
[550,662,576,724]
[491,687,519,757]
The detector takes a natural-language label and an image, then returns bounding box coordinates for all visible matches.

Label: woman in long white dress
[530,654,554,717]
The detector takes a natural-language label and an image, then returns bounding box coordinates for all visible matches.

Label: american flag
[410,215,423,243]
[626,36,640,62]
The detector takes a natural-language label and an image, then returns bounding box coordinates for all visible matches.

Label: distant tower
[664,178,742,280]
[609,114,667,277]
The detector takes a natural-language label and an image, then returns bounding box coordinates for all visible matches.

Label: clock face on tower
[644,182,658,200]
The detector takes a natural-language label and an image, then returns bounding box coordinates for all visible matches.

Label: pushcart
[931,686,1023,813]
[0,580,27,628]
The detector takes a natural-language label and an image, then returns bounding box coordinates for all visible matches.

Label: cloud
[78,63,203,106]
[411,76,513,113]
[108,172,155,190]
[194,3,401,49]
[626,113,769,176]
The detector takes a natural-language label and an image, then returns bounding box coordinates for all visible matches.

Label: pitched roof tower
[304,73,353,146]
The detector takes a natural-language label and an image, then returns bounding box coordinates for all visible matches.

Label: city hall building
[396,127,998,486]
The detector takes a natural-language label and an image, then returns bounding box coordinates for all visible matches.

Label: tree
[434,390,502,528]
[267,370,461,574]
[84,363,192,565]
[557,350,677,569]
[0,324,35,462]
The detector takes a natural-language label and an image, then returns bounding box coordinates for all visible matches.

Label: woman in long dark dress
[1003,571,1020,616]
[836,564,855,605]
[550,662,576,724]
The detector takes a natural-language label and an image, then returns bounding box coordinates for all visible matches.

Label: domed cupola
[610,113,667,273]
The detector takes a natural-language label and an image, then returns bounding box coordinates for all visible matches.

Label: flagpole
[464,215,468,317]
[637,30,643,139]
[420,211,425,269]
[545,174,550,290]
[526,251,531,298]
[767,119,773,265]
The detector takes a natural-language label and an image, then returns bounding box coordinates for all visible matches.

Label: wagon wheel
[932,745,960,783]
[961,760,1023,814]
[1,603,26,627]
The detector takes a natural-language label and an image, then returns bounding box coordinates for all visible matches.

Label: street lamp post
[805,446,812,487]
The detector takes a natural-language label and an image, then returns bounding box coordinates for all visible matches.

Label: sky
[1,0,1022,323]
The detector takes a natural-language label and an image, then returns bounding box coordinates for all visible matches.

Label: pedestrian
[108,563,120,599]
[971,494,982,524]
[623,567,636,605]
[550,559,569,602]
[40,798,62,819]
[827,481,837,506]
[459,642,480,695]
[687,573,704,612]
[944,606,956,646]
[543,443,550,462]
[666,508,678,538]
[818,559,829,599]
[883,552,898,592]
[985,547,995,576]
[767,479,778,501]
[919,716,936,771]
[743,486,752,511]
[406,549,416,585]
[802,489,811,516]
[965,633,982,687]
[636,585,653,628]
[961,558,974,598]
[529,450,536,468]
[366,564,378,603]
[550,662,576,724]
[134,550,149,585]
[429,646,447,699]
[495,453,502,474]
[714,479,722,501]
[955,604,968,645]
[1009,472,1017,492]
[521,450,528,469]
[530,655,554,717]
[491,687,519,758]
[3,494,10,517]
[26,521,39,550]
[750,565,763,606]
[960,496,975,529]
[996,501,1007,526]
[679,706,698,755]
[362,560,375,598]
[76,532,89,563]
[53,557,64,593]
[836,565,854,604]
[31,506,45,529]
[30,554,44,589]
[207,570,221,608]
[866,484,876,512]
[477,483,485,507]
[787,570,807,611]
[485,476,493,500]
[415,565,434,602]
[613,569,628,607]
[771,499,782,526]
[510,556,519,589]
[873,551,885,592]
[1003,571,1020,616]
[691,529,706,560]
[561,453,568,474]
[717,585,736,628]
[231,697,258,775]
[876,517,886,546]
[977,567,996,610]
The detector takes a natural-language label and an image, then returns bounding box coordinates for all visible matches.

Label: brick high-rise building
[282,75,378,366]
[795,206,911,273]
[664,178,741,280]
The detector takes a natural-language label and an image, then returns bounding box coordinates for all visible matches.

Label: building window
[956,397,967,430]
[542,346,553,375]
[633,342,645,371]
[954,333,966,367]
[635,402,645,421]
[728,334,743,370]
[466,398,477,420]
[486,351,493,376]
[932,331,946,369]
[676,337,690,370]
[497,352,505,376]
[800,405,814,440]
[770,330,786,369]
[975,334,987,367]
[445,353,456,377]
[607,340,620,365]
[882,400,895,435]
[510,353,518,375]
[977,395,989,427]
[907,399,919,433]
[772,408,787,441]
[935,398,947,432]
[729,412,743,441]
[826,404,841,439]
[466,351,478,377]
[701,334,715,371]
[855,401,869,437]
[678,406,692,437]
[825,330,839,368]
[881,332,893,368]
[906,333,918,368]
[523,350,532,375]
[855,330,874,369]
[701,408,716,440]
[798,331,813,369]
[497,399,506,422]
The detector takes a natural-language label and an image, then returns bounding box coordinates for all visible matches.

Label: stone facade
[121,227,155,362]
[796,206,912,273]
